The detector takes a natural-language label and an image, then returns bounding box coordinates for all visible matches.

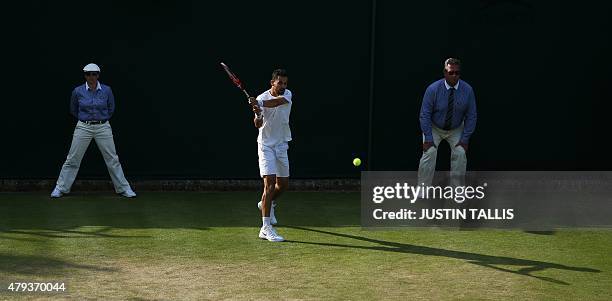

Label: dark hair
[444,58,461,68]
[271,69,288,80]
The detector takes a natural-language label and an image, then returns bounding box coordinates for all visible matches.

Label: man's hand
[423,142,435,152]
[455,142,468,151]
[250,99,262,118]
[248,97,258,107]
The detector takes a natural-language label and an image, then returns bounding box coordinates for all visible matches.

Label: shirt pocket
[77,93,92,111]
[95,92,109,111]
[95,91,108,103]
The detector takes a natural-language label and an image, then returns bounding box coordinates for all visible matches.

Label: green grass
[0,192,610,300]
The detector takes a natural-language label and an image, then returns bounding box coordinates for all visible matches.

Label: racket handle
[244,90,262,119]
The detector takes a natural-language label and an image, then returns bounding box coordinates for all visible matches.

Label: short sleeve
[284,90,292,103]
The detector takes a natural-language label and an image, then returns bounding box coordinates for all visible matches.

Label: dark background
[1,0,611,179]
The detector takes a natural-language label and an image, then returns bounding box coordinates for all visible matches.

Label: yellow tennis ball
[353,158,362,167]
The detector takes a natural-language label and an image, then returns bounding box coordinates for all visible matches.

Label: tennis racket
[220,62,262,119]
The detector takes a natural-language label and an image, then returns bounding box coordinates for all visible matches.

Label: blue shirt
[419,79,477,144]
[70,82,115,121]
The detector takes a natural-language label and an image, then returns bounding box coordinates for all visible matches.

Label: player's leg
[417,126,443,187]
[257,143,275,214]
[272,178,288,202]
[257,143,284,241]
[269,142,290,223]
[259,143,290,223]
[258,175,284,242]
[93,122,135,197]
[259,184,281,225]
[261,175,276,218]
[53,121,94,197]
[270,178,288,224]
[273,142,290,200]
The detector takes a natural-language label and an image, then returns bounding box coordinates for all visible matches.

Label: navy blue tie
[444,87,455,130]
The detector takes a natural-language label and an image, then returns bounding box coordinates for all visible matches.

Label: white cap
[83,63,101,72]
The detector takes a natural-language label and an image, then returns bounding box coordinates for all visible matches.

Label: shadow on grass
[524,230,556,235]
[0,254,117,276]
[2,228,150,239]
[0,234,40,242]
[0,192,358,233]
[285,226,601,285]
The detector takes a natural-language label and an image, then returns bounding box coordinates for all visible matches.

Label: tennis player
[248,69,292,242]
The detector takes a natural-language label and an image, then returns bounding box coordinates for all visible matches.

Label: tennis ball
[353,158,361,167]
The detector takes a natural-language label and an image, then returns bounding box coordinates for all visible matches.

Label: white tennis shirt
[256,89,292,146]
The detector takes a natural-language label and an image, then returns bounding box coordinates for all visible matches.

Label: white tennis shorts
[258,142,289,178]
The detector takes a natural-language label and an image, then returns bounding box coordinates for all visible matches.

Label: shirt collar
[85,81,102,91]
[444,80,459,90]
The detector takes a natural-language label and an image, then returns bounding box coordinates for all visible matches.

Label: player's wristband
[257,99,264,108]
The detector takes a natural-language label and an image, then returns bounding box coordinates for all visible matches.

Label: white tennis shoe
[258,225,285,242]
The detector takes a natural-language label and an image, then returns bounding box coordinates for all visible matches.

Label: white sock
[262,217,271,227]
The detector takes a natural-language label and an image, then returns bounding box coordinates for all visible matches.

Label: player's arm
[261,97,289,107]
[248,96,289,108]
[253,117,263,128]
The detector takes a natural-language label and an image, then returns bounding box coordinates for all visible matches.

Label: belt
[81,120,107,125]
